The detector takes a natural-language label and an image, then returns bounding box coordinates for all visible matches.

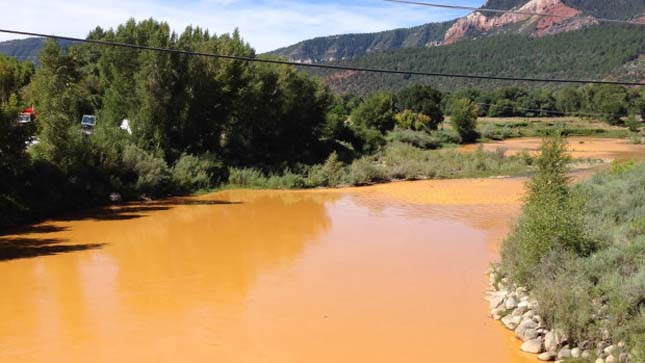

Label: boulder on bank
[521,338,544,354]
[538,351,557,361]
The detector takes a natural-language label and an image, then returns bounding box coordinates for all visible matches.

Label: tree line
[1,18,643,229]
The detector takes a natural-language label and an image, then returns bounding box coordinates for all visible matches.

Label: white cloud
[0,0,472,52]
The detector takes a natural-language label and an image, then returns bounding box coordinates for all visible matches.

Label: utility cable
[384,0,645,26]
[0,28,643,87]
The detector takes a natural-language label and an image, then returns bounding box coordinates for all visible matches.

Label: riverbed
[1,138,643,363]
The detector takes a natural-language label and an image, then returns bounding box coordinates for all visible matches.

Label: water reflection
[0,183,535,363]
[0,191,335,362]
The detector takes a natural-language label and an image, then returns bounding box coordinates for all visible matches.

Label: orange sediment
[0,180,533,363]
[1,138,642,362]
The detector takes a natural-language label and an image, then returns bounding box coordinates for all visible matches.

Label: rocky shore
[486,270,633,363]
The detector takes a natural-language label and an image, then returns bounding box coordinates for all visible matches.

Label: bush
[481,124,517,140]
[394,110,432,131]
[122,145,172,196]
[306,152,346,187]
[501,136,596,284]
[625,116,642,132]
[450,98,480,143]
[227,167,267,188]
[265,169,306,189]
[347,157,386,185]
[430,129,461,144]
[386,129,441,149]
[171,153,226,193]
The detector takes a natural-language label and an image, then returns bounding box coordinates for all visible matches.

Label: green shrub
[347,157,386,185]
[625,116,642,132]
[481,124,517,140]
[501,136,596,284]
[265,169,306,189]
[227,167,267,188]
[450,98,480,143]
[309,152,346,187]
[171,153,226,193]
[122,145,172,196]
[430,129,461,144]
[386,129,441,149]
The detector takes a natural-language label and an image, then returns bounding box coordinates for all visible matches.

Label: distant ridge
[0,38,75,63]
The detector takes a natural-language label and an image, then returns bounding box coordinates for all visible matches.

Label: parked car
[17,107,35,124]
[81,115,97,135]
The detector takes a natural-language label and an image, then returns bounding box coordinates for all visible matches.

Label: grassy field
[468,117,632,140]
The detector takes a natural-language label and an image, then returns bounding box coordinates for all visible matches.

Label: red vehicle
[17,107,35,124]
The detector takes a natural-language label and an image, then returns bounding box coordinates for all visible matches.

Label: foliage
[386,129,442,149]
[522,162,645,348]
[121,145,172,197]
[450,98,479,143]
[501,136,596,284]
[347,157,386,186]
[394,110,432,131]
[315,25,645,94]
[350,92,396,134]
[171,153,225,193]
[396,85,444,129]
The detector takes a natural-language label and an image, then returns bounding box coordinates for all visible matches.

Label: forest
[315,24,645,94]
[1,18,644,229]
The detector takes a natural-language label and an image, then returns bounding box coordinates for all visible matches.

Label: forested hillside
[270,21,455,63]
[0,38,75,63]
[562,0,645,19]
[272,0,645,64]
[311,24,645,94]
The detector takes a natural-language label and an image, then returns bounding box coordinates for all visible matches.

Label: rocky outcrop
[486,269,635,363]
[444,0,595,44]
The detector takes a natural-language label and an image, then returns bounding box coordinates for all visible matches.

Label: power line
[384,0,645,26]
[0,28,644,87]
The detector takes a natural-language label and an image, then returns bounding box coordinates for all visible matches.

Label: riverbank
[490,138,645,363]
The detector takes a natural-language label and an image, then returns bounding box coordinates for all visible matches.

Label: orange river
[1,138,643,363]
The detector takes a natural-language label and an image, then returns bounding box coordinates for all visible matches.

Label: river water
[1,138,643,363]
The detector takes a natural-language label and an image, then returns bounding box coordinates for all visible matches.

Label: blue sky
[0,0,485,52]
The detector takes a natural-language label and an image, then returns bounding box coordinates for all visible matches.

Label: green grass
[225,142,537,189]
[472,117,631,140]
[502,158,645,358]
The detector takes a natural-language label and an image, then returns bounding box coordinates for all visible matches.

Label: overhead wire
[383,0,645,26]
[0,28,643,87]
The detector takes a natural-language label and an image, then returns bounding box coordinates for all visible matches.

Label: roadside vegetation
[1,18,643,230]
[500,136,645,362]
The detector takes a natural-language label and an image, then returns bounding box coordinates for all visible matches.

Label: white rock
[618,353,629,363]
[522,310,535,320]
[512,306,527,317]
[521,338,544,354]
[557,348,572,359]
[606,355,616,363]
[505,295,519,310]
[605,345,616,355]
[571,347,581,358]
[501,315,515,330]
[515,320,539,342]
[544,329,567,352]
[538,351,557,361]
[491,307,505,316]
[489,294,506,310]
[581,350,592,359]
[595,359,605,363]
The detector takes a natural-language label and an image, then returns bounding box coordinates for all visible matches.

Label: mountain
[271,21,455,64]
[0,38,75,63]
[272,0,645,63]
[308,24,645,94]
